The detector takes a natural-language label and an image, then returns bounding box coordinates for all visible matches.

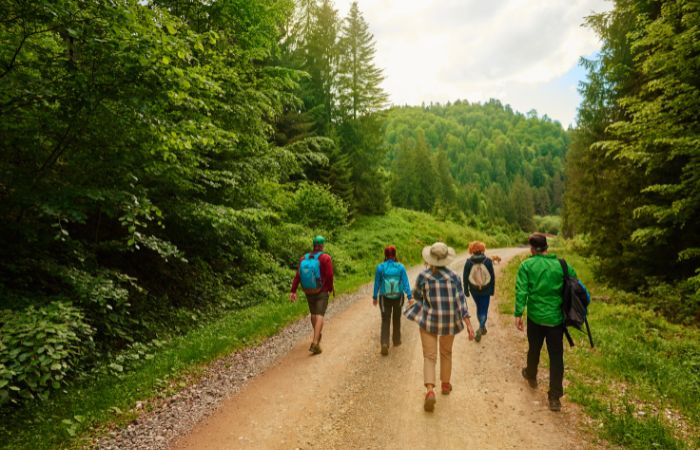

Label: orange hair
[468,241,486,254]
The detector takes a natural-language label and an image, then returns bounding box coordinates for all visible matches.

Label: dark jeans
[472,294,491,329]
[525,318,564,399]
[379,296,403,346]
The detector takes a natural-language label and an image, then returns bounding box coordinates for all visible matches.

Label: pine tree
[304,0,340,134]
[336,1,388,120]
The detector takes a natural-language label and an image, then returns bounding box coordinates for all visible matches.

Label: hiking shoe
[548,396,562,412]
[521,368,537,388]
[441,382,452,395]
[381,345,389,356]
[393,340,402,347]
[481,327,487,335]
[424,391,436,412]
[308,342,314,352]
[311,343,322,355]
[475,328,482,343]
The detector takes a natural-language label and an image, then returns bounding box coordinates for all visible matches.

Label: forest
[0,0,698,446]
[385,101,567,230]
[0,0,559,408]
[563,0,699,323]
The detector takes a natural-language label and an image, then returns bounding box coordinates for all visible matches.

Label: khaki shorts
[306,291,329,316]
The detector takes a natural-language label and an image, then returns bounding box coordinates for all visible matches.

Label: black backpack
[559,259,594,348]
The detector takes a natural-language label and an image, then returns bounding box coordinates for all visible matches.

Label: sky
[333,0,612,127]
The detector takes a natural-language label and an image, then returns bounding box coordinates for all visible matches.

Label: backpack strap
[559,258,575,347]
[558,258,569,282]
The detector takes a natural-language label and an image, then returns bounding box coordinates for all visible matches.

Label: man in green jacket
[514,233,576,412]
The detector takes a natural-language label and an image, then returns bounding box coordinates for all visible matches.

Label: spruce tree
[336,1,388,119]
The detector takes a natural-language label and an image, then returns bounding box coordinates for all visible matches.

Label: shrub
[534,215,561,235]
[285,183,348,231]
[0,302,94,406]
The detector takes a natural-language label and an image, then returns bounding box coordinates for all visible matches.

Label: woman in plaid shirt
[404,242,475,412]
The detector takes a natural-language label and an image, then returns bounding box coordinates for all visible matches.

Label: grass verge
[0,208,513,450]
[497,246,700,449]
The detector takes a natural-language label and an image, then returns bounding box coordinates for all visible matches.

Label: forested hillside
[384,102,568,230]
[563,0,700,321]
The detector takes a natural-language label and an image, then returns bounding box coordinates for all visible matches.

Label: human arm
[400,265,412,300]
[462,260,472,297]
[456,275,475,340]
[372,263,382,306]
[411,272,425,304]
[486,258,496,293]
[514,263,529,319]
[515,316,524,331]
[320,253,334,295]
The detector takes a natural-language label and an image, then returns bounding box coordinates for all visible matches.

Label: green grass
[0,208,516,450]
[497,246,700,449]
[330,208,513,292]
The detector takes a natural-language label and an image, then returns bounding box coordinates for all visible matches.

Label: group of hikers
[290,232,578,413]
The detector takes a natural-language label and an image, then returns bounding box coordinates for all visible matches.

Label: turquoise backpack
[381,261,403,300]
[299,252,323,294]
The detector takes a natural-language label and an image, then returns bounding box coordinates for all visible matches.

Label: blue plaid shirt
[404,267,471,335]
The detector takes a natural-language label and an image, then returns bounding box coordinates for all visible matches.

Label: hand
[372,298,378,307]
[290,292,297,303]
[466,319,475,341]
[515,316,524,331]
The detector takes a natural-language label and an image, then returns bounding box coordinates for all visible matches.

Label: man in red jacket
[290,235,334,354]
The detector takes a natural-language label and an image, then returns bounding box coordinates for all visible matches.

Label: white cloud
[332,0,612,126]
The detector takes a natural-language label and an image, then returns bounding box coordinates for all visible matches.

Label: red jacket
[291,251,334,294]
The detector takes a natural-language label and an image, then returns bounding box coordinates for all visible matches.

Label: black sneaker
[548,396,561,412]
[521,368,537,388]
[381,345,389,356]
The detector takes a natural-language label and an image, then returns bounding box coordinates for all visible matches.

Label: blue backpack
[381,261,403,300]
[300,252,323,295]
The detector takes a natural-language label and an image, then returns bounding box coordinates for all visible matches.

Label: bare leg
[312,314,324,344]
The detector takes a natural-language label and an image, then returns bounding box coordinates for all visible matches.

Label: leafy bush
[56,268,135,346]
[285,183,349,231]
[534,215,561,235]
[0,303,94,406]
[639,279,700,325]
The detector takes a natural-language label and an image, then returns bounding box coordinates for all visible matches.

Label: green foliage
[285,182,349,230]
[0,0,328,407]
[534,215,562,235]
[0,209,518,449]
[336,1,388,118]
[281,0,390,214]
[0,303,94,406]
[385,100,568,231]
[564,0,700,308]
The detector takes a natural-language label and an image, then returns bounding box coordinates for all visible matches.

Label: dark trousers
[379,296,403,346]
[525,318,564,399]
[472,294,491,329]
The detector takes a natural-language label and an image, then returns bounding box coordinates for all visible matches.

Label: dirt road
[173,248,590,450]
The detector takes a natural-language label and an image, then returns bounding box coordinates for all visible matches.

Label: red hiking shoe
[441,382,452,395]
[424,390,436,412]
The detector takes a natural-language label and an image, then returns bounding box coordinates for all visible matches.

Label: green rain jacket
[514,253,577,326]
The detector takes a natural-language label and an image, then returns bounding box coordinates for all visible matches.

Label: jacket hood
[470,253,487,263]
